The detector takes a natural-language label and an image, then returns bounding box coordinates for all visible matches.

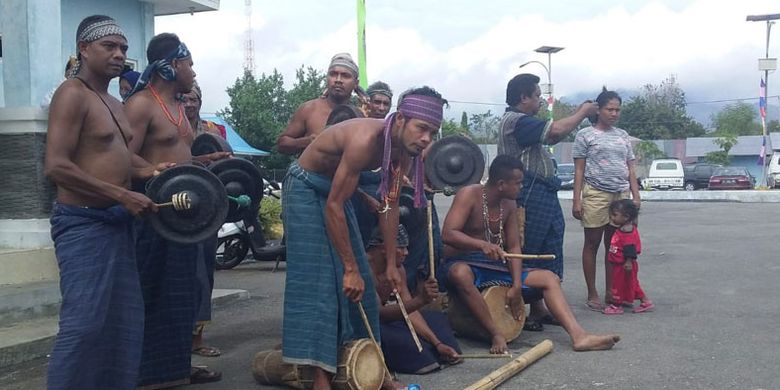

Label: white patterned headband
[77,19,126,43]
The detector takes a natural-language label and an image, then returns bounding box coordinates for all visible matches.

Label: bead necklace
[148,84,186,136]
[379,163,402,216]
[481,185,504,248]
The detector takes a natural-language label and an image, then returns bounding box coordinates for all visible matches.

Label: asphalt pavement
[1,199,778,389]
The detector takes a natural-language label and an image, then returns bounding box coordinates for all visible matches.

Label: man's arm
[276,103,315,155]
[441,187,502,259]
[544,102,598,144]
[502,205,523,287]
[124,95,152,155]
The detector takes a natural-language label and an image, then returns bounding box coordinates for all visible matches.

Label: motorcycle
[216,179,285,270]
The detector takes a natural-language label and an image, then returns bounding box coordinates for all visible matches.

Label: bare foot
[572,334,621,351]
[490,335,509,354]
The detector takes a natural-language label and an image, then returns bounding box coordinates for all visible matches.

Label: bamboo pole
[427,199,435,280]
[394,292,423,353]
[502,253,556,260]
[463,339,554,390]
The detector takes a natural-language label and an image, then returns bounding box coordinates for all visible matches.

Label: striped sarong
[47,203,144,390]
[135,220,198,387]
[194,236,217,329]
[518,173,564,279]
[282,161,380,374]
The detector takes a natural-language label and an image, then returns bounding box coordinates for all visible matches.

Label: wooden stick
[502,253,556,260]
[459,353,514,359]
[427,199,436,280]
[464,339,554,390]
[394,291,423,353]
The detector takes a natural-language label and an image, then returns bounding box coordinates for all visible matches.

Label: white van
[642,159,684,190]
[767,152,780,188]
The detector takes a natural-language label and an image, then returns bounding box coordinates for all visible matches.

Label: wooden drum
[448,285,525,343]
[252,339,384,390]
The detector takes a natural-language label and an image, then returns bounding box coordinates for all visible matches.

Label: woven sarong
[282,161,380,374]
[194,236,217,326]
[381,311,460,374]
[47,203,144,390]
[517,173,564,279]
[135,220,198,387]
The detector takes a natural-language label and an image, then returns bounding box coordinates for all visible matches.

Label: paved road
[2,200,778,389]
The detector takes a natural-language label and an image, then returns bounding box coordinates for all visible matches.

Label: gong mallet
[393,291,423,353]
[464,339,554,390]
[502,253,556,260]
[155,191,193,211]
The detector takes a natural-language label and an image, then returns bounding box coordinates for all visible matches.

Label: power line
[447,95,780,108]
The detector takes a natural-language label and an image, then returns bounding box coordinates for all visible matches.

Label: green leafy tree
[634,140,667,177]
[440,118,471,138]
[287,66,326,116]
[768,120,780,133]
[460,111,469,131]
[705,133,738,166]
[469,110,500,143]
[619,75,706,139]
[710,102,762,136]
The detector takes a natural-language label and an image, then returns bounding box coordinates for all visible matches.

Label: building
[0,0,219,285]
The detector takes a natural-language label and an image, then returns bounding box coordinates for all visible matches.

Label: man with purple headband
[44,15,158,389]
[283,86,446,389]
[277,53,360,155]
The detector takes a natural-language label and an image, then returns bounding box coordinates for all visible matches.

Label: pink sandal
[633,301,655,313]
[602,304,624,315]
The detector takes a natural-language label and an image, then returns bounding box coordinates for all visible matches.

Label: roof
[201,116,269,157]
[685,135,772,157]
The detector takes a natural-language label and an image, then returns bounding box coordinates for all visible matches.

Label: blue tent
[201,116,269,157]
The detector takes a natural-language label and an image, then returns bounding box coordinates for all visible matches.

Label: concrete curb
[0,288,250,369]
[557,190,780,203]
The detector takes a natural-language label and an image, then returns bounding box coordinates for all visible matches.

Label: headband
[329,53,359,78]
[126,42,191,99]
[68,18,126,78]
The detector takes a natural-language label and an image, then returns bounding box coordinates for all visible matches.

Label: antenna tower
[243,0,255,74]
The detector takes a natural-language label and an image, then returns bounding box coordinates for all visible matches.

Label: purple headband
[378,94,445,208]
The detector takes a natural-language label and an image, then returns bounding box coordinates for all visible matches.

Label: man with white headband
[44,15,157,389]
[125,33,224,387]
[283,86,445,390]
[276,52,360,155]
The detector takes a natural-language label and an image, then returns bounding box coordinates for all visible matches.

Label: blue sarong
[440,252,529,290]
[47,203,144,390]
[381,311,460,374]
[282,161,380,374]
[352,170,381,249]
[194,236,217,326]
[518,173,564,279]
[135,220,198,387]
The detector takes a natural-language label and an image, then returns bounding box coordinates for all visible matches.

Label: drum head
[341,339,384,390]
[425,135,485,192]
[448,285,524,343]
[209,158,264,222]
[145,164,228,244]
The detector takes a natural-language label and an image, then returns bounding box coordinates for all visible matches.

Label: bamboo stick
[458,353,514,359]
[427,199,435,280]
[394,292,423,353]
[502,253,556,260]
[357,302,393,379]
[463,339,554,390]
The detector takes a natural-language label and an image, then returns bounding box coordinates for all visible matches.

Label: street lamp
[746,13,779,188]
[519,46,564,119]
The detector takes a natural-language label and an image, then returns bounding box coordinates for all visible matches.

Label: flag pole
[356,0,368,89]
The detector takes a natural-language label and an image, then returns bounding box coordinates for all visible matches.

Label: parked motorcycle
[216,179,285,270]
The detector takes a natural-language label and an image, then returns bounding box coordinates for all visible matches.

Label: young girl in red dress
[603,199,654,314]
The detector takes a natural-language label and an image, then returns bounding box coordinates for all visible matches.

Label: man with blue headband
[125,33,224,387]
[282,86,446,389]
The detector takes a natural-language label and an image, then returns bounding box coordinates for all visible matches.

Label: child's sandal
[633,301,655,313]
[602,304,624,315]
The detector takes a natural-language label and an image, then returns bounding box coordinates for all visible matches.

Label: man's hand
[578,101,599,117]
[506,286,524,321]
[193,151,231,164]
[624,260,634,272]
[480,242,505,261]
[136,162,176,180]
[435,343,460,363]
[417,277,439,304]
[119,189,158,216]
[572,200,583,220]
[343,269,365,302]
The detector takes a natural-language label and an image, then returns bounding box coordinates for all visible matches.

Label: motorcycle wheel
[216,235,249,270]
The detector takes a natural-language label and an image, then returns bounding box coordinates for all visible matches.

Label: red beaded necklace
[148,84,187,136]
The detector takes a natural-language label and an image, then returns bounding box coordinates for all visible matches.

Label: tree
[710,102,762,136]
[619,75,706,140]
[219,66,326,170]
[634,140,666,177]
[705,133,738,166]
[460,111,469,131]
[440,118,471,138]
[469,110,500,143]
[537,99,581,141]
[768,120,780,133]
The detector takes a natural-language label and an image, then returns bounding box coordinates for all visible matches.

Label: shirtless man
[276,53,359,155]
[366,81,393,119]
[44,15,157,389]
[125,33,223,387]
[442,155,621,354]
[282,87,446,389]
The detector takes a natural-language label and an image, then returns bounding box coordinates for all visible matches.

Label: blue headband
[126,42,191,99]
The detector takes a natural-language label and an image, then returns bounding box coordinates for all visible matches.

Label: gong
[145,164,228,244]
[192,132,233,156]
[209,158,264,222]
[425,135,485,192]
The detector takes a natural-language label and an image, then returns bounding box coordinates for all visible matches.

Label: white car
[642,159,684,190]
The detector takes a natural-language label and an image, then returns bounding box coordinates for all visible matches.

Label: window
[656,162,678,170]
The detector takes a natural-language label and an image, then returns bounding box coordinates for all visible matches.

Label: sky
[156,0,779,126]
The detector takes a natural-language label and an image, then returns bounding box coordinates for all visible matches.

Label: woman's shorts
[581,183,629,228]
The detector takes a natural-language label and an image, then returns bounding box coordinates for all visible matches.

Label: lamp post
[519,46,564,119]
[747,13,779,188]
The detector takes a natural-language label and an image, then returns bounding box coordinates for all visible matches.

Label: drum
[252,339,384,390]
[447,285,525,343]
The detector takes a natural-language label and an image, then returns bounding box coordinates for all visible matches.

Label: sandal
[190,366,222,384]
[585,300,604,312]
[522,319,544,332]
[192,345,222,357]
[633,301,655,313]
[602,304,624,315]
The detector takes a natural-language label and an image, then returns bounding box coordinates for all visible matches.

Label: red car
[708,166,755,190]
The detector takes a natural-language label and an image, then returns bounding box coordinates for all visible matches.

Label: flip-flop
[523,319,544,332]
[633,301,655,313]
[585,300,604,312]
[538,314,562,327]
[192,345,222,357]
[190,366,222,384]
[602,304,624,315]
